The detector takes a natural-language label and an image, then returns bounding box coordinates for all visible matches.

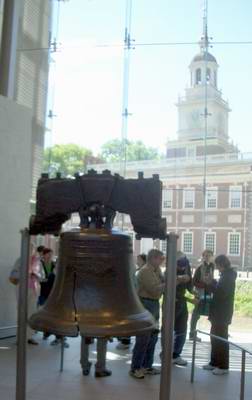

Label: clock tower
[167,20,238,158]
[177,47,230,143]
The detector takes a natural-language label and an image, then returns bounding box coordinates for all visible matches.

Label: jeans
[80,337,107,372]
[190,303,201,337]
[173,300,188,359]
[131,298,160,371]
[131,331,159,370]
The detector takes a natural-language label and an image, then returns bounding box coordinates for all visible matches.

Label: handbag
[9,259,20,286]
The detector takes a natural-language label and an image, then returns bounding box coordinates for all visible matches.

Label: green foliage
[187,281,252,318]
[43,144,104,177]
[101,139,160,162]
[234,281,252,317]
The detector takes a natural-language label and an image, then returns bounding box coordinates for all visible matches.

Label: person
[189,249,215,341]
[37,245,45,259]
[136,253,147,273]
[130,249,165,379]
[203,254,237,375]
[38,248,56,307]
[117,253,147,351]
[80,337,111,378]
[173,255,193,366]
[39,248,69,348]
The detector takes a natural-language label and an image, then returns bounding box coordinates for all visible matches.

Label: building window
[183,188,195,209]
[163,189,173,209]
[206,187,218,209]
[204,232,216,254]
[160,240,167,254]
[228,233,241,256]
[196,68,201,84]
[182,232,193,254]
[187,147,196,158]
[229,186,242,208]
[206,67,211,82]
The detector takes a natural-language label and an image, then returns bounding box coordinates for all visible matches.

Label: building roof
[192,51,217,63]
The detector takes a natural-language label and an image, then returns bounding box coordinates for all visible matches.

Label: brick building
[88,36,252,270]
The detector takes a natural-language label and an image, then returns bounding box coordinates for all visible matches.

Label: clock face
[187,110,202,128]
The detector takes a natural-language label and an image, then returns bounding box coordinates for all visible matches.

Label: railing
[191,329,252,400]
[87,152,252,173]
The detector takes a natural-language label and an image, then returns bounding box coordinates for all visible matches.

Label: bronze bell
[29,228,155,337]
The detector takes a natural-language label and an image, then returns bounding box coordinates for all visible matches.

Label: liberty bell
[29,170,167,337]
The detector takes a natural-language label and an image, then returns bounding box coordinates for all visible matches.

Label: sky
[45,0,252,156]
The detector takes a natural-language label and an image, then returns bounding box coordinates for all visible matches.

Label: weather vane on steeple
[199,0,210,53]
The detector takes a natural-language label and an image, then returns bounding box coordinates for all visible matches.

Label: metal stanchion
[190,330,197,383]
[240,349,246,400]
[159,233,178,400]
[60,338,65,372]
[16,229,30,400]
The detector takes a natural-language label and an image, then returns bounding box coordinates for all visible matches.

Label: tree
[43,144,103,177]
[101,139,160,162]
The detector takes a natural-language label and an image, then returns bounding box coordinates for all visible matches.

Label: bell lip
[29,315,79,338]
[78,324,156,337]
[29,313,156,338]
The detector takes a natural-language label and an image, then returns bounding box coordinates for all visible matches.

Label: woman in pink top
[26,246,42,345]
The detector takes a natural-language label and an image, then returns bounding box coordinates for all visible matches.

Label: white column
[0,0,22,98]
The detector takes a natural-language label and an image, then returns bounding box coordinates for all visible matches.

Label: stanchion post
[16,228,30,400]
[60,337,65,372]
[240,349,246,400]
[190,329,197,383]
[159,233,178,400]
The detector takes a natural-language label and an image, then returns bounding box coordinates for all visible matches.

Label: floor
[0,332,251,400]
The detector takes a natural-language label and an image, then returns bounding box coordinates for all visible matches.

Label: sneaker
[173,356,188,366]
[27,338,39,345]
[143,367,161,375]
[50,338,60,346]
[95,369,112,378]
[212,368,229,376]
[82,362,92,376]
[129,369,145,379]
[203,364,215,371]
[63,341,70,349]
[116,342,130,350]
[43,332,51,340]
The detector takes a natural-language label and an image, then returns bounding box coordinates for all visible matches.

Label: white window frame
[204,232,216,254]
[183,188,195,209]
[228,232,241,256]
[206,187,218,209]
[162,189,173,209]
[229,186,242,209]
[187,147,196,158]
[160,240,167,254]
[182,231,193,255]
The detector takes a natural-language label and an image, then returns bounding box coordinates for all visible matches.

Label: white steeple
[190,1,218,89]
[175,0,231,144]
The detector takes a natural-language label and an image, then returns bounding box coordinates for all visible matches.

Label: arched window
[207,68,211,82]
[196,68,201,84]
